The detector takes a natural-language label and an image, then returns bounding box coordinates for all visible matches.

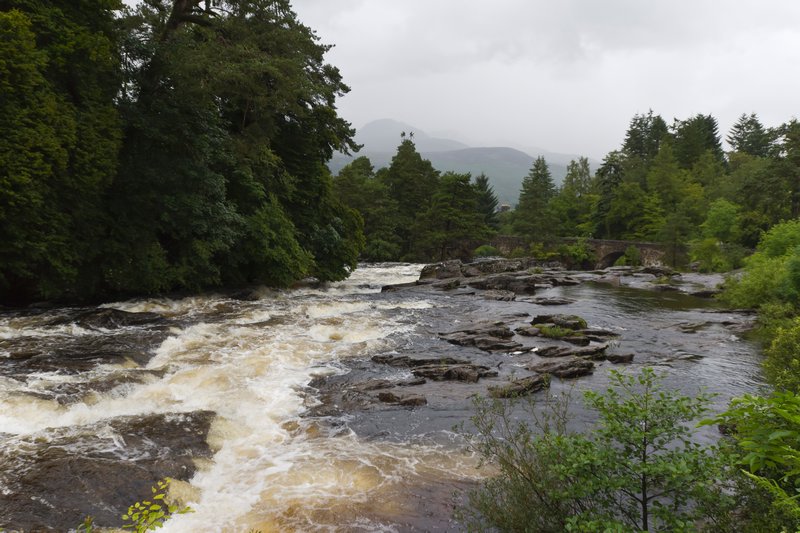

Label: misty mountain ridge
[330,119,595,205]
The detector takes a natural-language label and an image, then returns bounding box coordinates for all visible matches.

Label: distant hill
[330,119,593,205]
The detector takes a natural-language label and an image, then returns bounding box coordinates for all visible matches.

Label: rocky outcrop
[377,391,428,406]
[440,323,523,352]
[488,374,550,398]
[536,344,609,359]
[531,314,588,330]
[412,363,498,383]
[527,357,594,378]
[607,354,634,364]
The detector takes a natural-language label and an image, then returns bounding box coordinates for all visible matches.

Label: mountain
[330,119,593,205]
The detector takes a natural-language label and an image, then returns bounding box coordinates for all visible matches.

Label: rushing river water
[0,263,764,532]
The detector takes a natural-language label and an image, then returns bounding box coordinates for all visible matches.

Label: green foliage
[473,173,500,229]
[706,392,800,531]
[513,156,557,241]
[535,325,576,338]
[615,245,642,267]
[764,318,800,392]
[412,172,490,261]
[556,238,594,268]
[122,478,192,532]
[461,368,735,532]
[722,220,800,309]
[473,245,501,258]
[727,113,774,158]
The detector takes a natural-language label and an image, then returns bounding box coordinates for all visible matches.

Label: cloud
[298,1,800,157]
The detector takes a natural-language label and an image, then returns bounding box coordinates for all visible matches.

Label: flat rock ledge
[527,357,595,378]
[488,374,551,398]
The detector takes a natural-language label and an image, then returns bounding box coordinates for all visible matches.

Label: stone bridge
[490,236,671,268]
[564,238,668,268]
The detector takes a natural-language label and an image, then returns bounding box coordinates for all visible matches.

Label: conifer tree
[514,156,556,241]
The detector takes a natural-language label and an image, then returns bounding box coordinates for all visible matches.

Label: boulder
[377,391,428,406]
[514,326,541,337]
[420,260,463,279]
[531,314,588,330]
[536,344,608,359]
[412,363,498,382]
[371,355,468,367]
[607,354,634,364]
[527,357,594,378]
[488,374,550,398]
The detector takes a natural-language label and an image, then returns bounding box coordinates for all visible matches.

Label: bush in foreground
[458,368,737,532]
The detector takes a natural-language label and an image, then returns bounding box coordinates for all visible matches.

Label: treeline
[337,111,800,270]
[0,0,362,305]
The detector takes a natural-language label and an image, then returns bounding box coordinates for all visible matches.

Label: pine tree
[514,156,556,241]
[672,114,725,169]
[473,173,499,229]
[727,113,773,157]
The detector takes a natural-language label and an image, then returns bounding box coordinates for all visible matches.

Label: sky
[289,0,800,160]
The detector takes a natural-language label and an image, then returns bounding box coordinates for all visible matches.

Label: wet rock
[70,308,167,330]
[577,328,619,339]
[397,378,427,387]
[532,297,575,306]
[562,336,591,346]
[527,357,594,378]
[515,326,541,337]
[0,331,167,376]
[531,314,587,330]
[371,355,469,367]
[440,323,522,352]
[482,290,516,301]
[433,278,461,290]
[377,391,428,406]
[0,411,214,532]
[420,260,463,279]
[381,280,434,292]
[607,353,635,364]
[412,364,498,383]
[488,374,550,398]
[353,379,395,392]
[536,344,608,359]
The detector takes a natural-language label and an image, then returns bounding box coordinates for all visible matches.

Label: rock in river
[488,374,550,398]
[527,357,594,378]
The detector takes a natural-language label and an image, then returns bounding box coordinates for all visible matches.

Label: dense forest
[334,111,800,270]
[0,0,363,305]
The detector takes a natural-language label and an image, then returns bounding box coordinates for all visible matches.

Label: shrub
[459,368,735,532]
[473,245,500,258]
[706,392,800,532]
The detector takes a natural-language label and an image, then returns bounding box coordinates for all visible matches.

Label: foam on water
[0,263,483,530]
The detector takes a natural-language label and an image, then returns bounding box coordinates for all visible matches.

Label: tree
[413,172,489,261]
[551,157,596,236]
[592,150,626,238]
[727,113,773,157]
[473,173,499,229]
[0,3,121,303]
[460,368,734,532]
[380,138,440,258]
[622,110,669,165]
[334,157,402,261]
[673,114,725,169]
[513,156,556,241]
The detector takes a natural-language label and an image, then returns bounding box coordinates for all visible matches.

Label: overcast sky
[289,0,800,159]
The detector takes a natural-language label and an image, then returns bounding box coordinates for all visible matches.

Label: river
[0,263,764,531]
